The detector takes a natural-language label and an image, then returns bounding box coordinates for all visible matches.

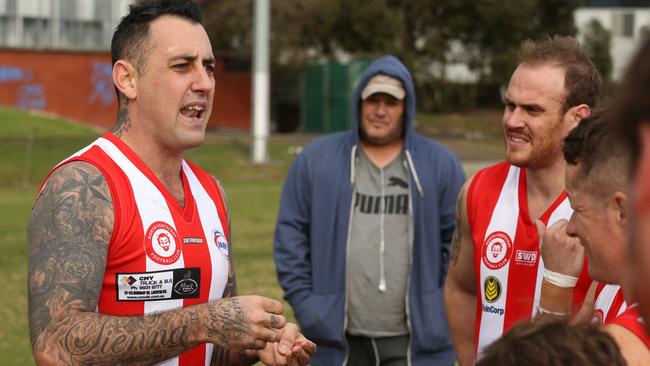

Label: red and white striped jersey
[42,133,230,366]
[608,304,650,349]
[467,162,592,356]
[592,283,627,325]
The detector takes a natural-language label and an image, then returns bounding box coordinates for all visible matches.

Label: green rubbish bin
[302,58,371,133]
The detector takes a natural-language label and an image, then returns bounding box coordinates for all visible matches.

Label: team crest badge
[484,276,502,303]
[212,229,229,259]
[144,221,181,265]
[482,231,513,270]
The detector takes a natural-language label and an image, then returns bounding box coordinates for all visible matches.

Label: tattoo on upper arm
[222,275,237,299]
[222,235,237,298]
[28,163,199,364]
[28,162,114,348]
[450,187,465,266]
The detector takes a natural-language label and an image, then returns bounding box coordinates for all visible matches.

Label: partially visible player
[536,114,650,365]
[445,35,600,365]
[477,318,626,366]
[609,37,650,333]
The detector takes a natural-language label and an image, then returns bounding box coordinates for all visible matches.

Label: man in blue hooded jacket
[273,55,466,365]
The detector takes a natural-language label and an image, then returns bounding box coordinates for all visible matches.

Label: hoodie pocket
[411,287,453,353]
[294,293,345,346]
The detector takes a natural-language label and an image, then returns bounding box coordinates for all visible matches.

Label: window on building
[0,16,15,45]
[6,0,18,15]
[60,0,76,20]
[94,0,110,20]
[23,17,50,47]
[612,12,635,38]
[623,13,635,37]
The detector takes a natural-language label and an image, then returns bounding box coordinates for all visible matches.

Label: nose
[566,212,578,238]
[503,106,524,130]
[374,101,388,116]
[192,67,214,94]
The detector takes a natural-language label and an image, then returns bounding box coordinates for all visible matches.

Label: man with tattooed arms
[27,1,315,365]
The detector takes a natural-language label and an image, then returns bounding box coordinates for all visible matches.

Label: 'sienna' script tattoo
[60,316,189,363]
[450,187,465,266]
[28,162,195,365]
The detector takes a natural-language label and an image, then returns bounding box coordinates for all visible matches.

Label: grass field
[0,106,502,365]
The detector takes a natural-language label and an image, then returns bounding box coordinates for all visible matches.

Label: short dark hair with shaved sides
[563,111,630,200]
[518,36,602,115]
[111,0,202,105]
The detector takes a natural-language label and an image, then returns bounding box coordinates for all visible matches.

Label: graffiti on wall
[0,65,46,110]
[17,84,47,110]
[88,62,114,106]
[0,65,32,83]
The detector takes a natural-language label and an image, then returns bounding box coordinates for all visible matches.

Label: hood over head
[352,55,416,145]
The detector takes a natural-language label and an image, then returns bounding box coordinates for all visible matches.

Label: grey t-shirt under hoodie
[346,148,410,337]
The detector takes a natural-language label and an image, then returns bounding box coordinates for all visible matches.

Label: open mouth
[507,131,530,144]
[181,105,205,120]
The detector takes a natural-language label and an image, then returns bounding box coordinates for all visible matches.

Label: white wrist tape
[537,305,569,317]
[543,268,578,288]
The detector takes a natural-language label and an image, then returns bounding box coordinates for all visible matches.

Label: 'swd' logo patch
[515,250,537,266]
[484,276,502,303]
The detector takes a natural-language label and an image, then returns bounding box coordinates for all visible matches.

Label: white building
[575,0,650,80]
[0,0,134,50]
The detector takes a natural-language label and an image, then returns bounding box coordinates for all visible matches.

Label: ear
[566,104,591,129]
[612,191,628,228]
[112,60,138,101]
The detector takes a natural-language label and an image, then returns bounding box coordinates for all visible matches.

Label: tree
[582,18,613,88]
[196,0,586,113]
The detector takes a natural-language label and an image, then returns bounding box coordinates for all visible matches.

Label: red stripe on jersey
[467,162,510,347]
[469,162,592,355]
[105,134,197,222]
[468,163,509,346]
[592,283,626,324]
[609,304,650,349]
[185,161,230,241]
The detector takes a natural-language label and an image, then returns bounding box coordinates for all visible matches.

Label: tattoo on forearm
[450,188,465,266]
[58,315,190,364]
[203,299,249,346]
[27,162,196,365]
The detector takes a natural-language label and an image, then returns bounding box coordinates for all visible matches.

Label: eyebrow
[169,55,216,66]
[503,96,546,112]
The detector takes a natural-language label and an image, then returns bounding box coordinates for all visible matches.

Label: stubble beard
[359,119,404,147]
[504,130,564,169]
